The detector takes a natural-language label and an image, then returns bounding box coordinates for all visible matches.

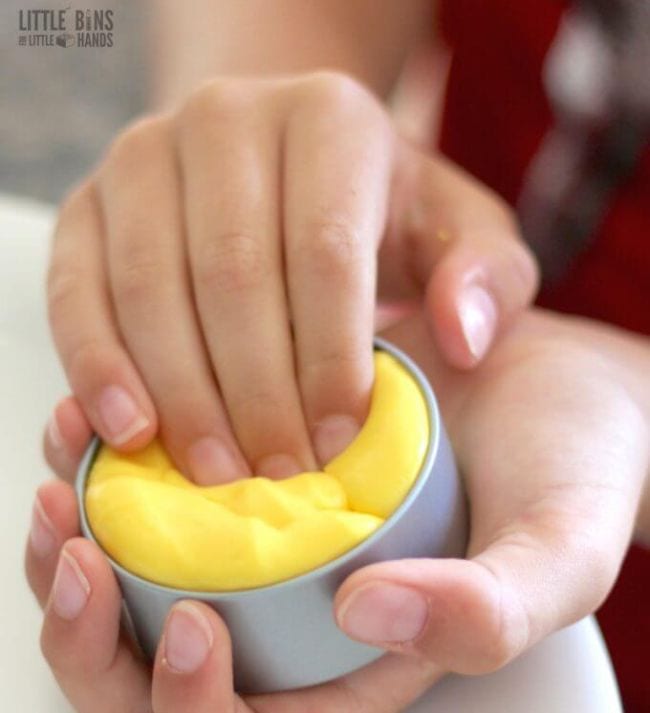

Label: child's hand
[47,72,537,483]
[29,308,648,712]
[25,505,443,713]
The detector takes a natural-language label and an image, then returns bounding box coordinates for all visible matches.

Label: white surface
[0,193,622,712]
[1,194,72,712]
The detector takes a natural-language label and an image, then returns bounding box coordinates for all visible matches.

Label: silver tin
[76,338,467,693]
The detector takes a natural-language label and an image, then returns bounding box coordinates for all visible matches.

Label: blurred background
[0,0,145,203]
[0,0,442,206]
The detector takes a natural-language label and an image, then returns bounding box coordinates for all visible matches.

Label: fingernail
[338,583,429,644]
[187,437,241,483]
[458,284,498,361]
[97,386,149,445]
[52,550,91,621]
[313,414,359,465]
[256,453,302,478]
[165,602,213,673]
[47,413,64,451]
[30,497,56,558]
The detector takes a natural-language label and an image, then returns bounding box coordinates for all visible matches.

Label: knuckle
[229,387,288,437]
[49,181,98,327]
[509,240,540,302]
[303,348,364,383]
[491,192,517,228]
[42,431,57,470]
[236,387,280,415]
[479,630,521,672]
[470,599,526,674]
[180,79,249,128]
[300,349,368,417]
[23,552,38,598]
[47,263,84,328]
[39,629,83,680]
[329,678,370,712]
[194,232,268,294]
[39,627,60,671]
[113,250,166,307]
[297,219,362,285]
[103,115,167,172]
[465,564,531,674]
[301,71,385,127]
[39,630,51,665]
[57,180,94,224]
[66,338,111,384]
[305,70,368,108]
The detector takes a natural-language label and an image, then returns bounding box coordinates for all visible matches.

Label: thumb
[382,148,539,368]
[333,521,627,676]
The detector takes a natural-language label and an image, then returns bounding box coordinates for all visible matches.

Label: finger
[25,480,80,608]
[335,558,521,676]
[284,73,392,464]
[43,396,92,482]
[179,80,314,477]
[48,182,157,450]
[40,538,150,713]
[99,115,249,484]
[152,601,241,713]
[382,150,539,368]
[249,650,443,713]
[334,352,647,674]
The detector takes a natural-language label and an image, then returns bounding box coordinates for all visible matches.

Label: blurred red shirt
[438,1,650,710]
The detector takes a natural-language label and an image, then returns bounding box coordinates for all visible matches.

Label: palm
[367,310,643,673]
[220,308,644,707]
[26,308,645,712]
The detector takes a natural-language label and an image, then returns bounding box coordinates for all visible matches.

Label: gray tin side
[76,338,467,692]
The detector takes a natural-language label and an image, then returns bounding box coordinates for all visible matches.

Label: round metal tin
[76,338,467,693]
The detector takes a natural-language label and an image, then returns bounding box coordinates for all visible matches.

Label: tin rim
[75,337,442,599]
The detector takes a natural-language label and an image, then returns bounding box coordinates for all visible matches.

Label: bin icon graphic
[56,33,75,48]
